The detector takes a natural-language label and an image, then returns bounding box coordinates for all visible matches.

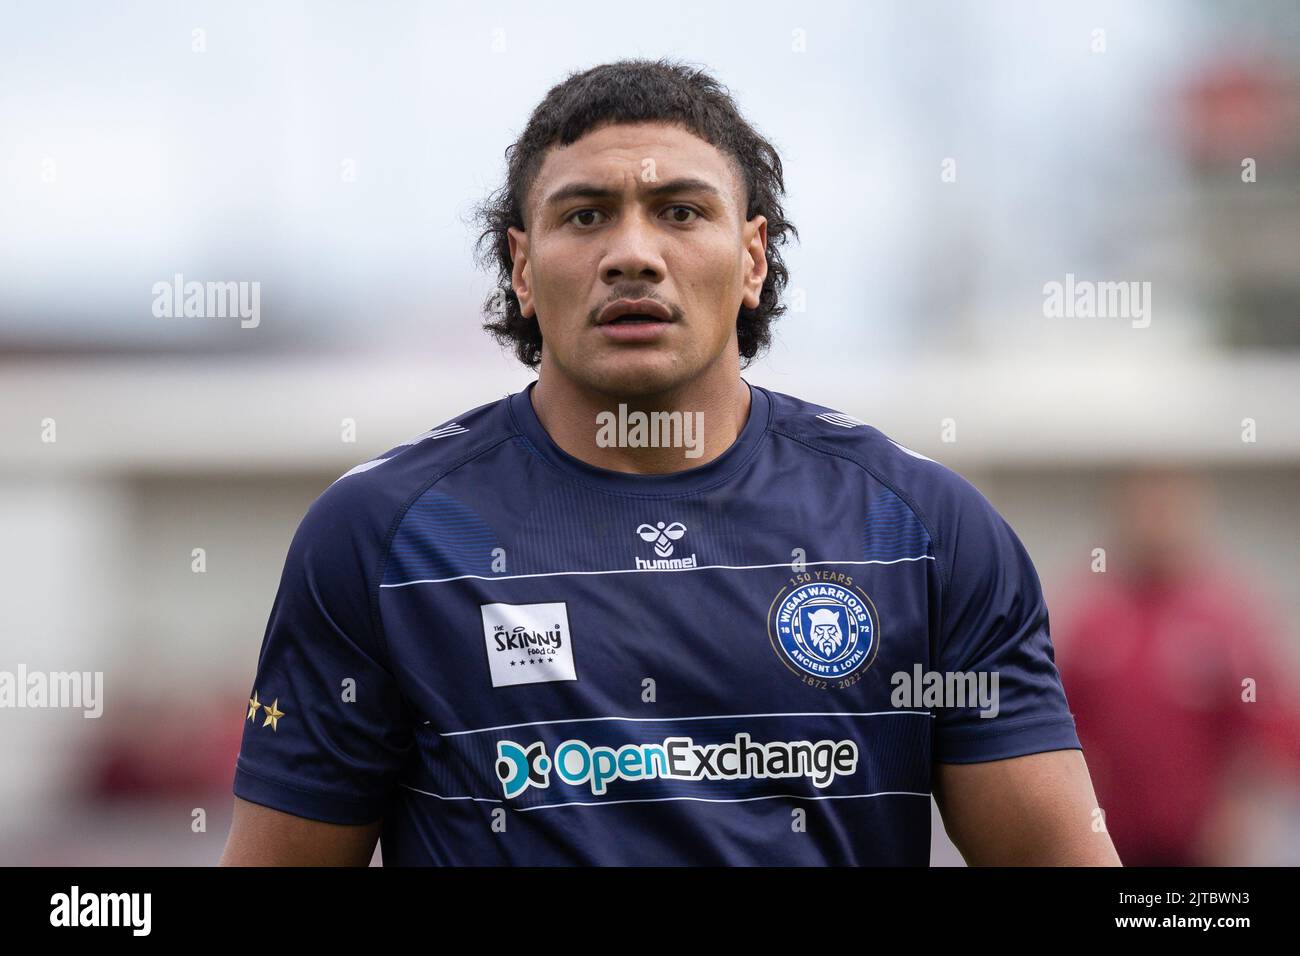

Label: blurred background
[1,0,1298,865]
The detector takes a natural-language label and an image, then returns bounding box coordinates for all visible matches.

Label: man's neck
[529,365,752,475]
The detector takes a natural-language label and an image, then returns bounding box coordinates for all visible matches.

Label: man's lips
[596,298,674,325]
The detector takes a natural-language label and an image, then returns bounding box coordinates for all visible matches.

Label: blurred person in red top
[1056,468,1300,866]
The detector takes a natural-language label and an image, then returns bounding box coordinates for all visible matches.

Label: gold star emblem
[247,691,261,721]
[262,698,285,731]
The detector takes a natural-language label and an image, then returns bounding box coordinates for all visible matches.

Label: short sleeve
[233,483,415,824]
[932,478,1081,763]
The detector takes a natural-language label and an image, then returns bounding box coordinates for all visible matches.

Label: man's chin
[572,350,693,398]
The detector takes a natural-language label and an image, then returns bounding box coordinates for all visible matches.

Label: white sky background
[0,0,1236,361]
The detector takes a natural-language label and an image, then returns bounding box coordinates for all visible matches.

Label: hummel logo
[636,521,687,557]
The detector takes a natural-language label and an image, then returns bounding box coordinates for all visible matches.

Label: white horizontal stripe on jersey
[381,555,935,588]
[427,710,934,736]
[512,790,932,811]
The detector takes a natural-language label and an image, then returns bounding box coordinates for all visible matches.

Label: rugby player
[219,58,1120,866]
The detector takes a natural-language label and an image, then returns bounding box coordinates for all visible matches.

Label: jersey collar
[507,378,771,495]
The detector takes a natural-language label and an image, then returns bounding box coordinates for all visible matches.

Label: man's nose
[601,210,664,283]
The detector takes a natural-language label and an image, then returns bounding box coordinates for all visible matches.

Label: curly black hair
[470,57,799,370]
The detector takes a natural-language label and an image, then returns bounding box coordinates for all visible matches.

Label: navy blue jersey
[232,380,1080,865]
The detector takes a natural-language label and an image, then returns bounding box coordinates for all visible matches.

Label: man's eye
[663,205,699,223]
[567,209,605,227]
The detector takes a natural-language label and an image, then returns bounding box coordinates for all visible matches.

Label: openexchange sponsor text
[496,732,859,798]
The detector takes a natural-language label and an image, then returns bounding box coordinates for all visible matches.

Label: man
[1058,469,1300,865]
[220,59,1119,866]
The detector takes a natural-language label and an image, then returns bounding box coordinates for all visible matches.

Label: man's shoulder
[760,385,986,521]
[300,391,519,541]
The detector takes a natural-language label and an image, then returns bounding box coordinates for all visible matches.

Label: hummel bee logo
[633,520,697,570]
[636,521,687,557]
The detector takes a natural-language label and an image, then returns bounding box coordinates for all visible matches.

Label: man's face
[507,121,768,397]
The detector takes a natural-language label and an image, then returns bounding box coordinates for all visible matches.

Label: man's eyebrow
[540,176,727,210]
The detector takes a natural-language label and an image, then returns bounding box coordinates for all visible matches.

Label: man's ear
[507,226,535,319]
[740,215,768,311]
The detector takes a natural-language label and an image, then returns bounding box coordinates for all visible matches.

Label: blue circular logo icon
[768,581,878,681]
